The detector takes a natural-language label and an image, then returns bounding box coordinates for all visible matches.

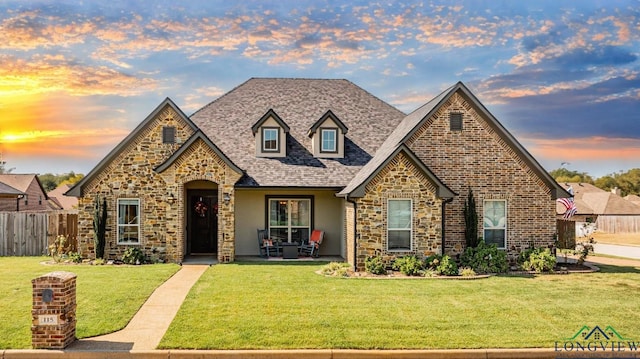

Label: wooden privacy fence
[596,215,640,234]
[0,211,78,256]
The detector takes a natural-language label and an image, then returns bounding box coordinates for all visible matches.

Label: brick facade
[406,92,556,258]
[75,104,241,263]
[349,152,443,271]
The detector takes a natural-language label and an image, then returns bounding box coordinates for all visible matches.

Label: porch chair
[299,230,324,257]
[257,229,280,258]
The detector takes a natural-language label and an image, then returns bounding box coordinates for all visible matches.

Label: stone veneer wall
[406,92,556,259]
[352,152,442,271]
[76,105,240,263]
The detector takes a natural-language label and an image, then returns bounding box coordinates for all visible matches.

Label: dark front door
[187,190,218,254]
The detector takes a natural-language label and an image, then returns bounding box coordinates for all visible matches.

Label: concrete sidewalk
[66,264,209,352]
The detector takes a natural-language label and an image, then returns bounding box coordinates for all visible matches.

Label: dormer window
[252,109,289,158]
[308,110,348,159]
[262,128,279,152]
[320,128,337,153]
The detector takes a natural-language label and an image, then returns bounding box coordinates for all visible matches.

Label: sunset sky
[0,0,638,179]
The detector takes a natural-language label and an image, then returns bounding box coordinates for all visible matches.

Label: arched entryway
[185,180,219,255]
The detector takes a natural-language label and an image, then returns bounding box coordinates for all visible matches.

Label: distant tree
[594,175,618,193]
[549,168,594,184]
[38,172,85,192]
[39,173,58,191]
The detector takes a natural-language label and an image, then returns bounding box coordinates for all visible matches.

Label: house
[557,182,640,235]
[47,183,79,210]
[67,78,568,269]
[0,174,50,211]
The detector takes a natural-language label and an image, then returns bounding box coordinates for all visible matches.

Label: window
[162,126,176,144]
[117,199,140,244]
[320,128,337,153]
[450,113,463,131]
[262,128,279,152]
[483,200,506,249]
[268,198,311,243]
[388,199,412,251]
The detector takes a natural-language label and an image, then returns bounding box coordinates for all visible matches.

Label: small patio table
[281,242,299,259]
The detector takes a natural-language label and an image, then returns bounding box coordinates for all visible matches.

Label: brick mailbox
[31,271,77,349]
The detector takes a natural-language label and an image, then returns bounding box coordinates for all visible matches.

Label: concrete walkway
[67,263,209,352]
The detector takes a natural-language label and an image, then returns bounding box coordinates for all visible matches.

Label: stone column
[31,271,77,349]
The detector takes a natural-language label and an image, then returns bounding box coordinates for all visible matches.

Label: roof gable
[374,81,569,199]
[0,174,47,199]
[155,130,243,175]
[66,98,197,197]
[339,144,455,199]
[251,109,290,135]
[307,110,348,137]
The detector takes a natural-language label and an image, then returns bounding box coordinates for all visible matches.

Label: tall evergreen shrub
[463,188,480,248]
[93,195,107,259]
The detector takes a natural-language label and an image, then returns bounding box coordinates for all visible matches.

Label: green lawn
[160,261,640,350]
[0,257,179,349]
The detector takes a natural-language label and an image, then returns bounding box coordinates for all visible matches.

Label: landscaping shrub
[575,238,596,265]
[460,241,508,274]
[49,235,69,263]
[435,255,458,276]
[463,189,480,248]
[321,262,350,277]
[122,247,145,265]
[364,256,387,275]
[67,251,82,263]
[459,267,476,277]
[392,255,423,276]
[518,247,556,273]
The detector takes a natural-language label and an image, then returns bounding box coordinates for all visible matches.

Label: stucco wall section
[353,152,442,271]
[406,92,556,258]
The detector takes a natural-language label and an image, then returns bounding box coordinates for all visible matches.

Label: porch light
[223,193,231,204]
[167,192,176,205]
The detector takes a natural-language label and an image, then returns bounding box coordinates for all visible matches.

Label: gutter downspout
[441,197,454,255]
[346,196,358,272]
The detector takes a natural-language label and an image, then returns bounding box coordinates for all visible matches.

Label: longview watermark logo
[555,325,638,353]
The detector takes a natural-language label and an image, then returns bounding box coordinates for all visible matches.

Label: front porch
[181,254,344,266]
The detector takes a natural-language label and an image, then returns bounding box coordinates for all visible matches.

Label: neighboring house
[624,194,640,207]
[0,174,50,211]
[47,183,78,210]
[67,78,568,269]
[557,182,640,234]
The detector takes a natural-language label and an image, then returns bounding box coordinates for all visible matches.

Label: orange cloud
[523,136,640,161]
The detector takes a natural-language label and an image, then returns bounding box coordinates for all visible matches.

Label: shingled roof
[190,78,406,187]
[558,182,640,215]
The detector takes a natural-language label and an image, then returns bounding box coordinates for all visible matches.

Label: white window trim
[262,127,279,152]
[117,198,141,245]
[320,128,338,153]
[268,198,311,243]
[483,199,507,249]
[387,198,413,252]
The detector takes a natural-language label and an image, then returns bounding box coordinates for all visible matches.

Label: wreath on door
[194,200,208,217]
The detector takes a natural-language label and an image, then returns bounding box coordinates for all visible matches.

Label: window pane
[483,201,505,228]
[388,231,411,250]
[321,129,336,152]
[388,200,411,229]
[263,129,278,151]
[484,229,505,248]
[290,200,310,226]
[118,199,139,244]
[267,198,311,243]
[269,200,288,226]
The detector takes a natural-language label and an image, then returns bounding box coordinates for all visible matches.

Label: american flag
[558,186,577,219]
